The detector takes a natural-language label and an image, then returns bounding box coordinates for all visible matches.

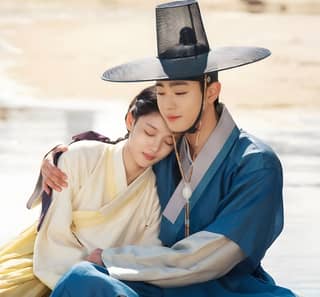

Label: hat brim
[102,46,271,83]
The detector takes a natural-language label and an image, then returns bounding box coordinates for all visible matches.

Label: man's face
[155,80,203,133]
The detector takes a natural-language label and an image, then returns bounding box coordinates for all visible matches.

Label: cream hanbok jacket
[33,140,161,289]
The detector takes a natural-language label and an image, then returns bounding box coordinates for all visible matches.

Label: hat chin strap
[182,94,204,134]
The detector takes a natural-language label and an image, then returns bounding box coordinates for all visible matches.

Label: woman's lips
[143,152,156,161]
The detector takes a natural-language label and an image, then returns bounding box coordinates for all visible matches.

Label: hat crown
[156,1,210,59]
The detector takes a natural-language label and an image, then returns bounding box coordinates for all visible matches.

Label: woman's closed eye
[165,141,174,146]
[165,137,174,146]
[145,130,155,137]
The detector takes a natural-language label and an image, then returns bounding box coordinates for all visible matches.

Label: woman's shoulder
[59,140,110,169]
[69,140,109,153]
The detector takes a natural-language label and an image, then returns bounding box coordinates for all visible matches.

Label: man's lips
[143,152,156,161]
[166,115,181,122]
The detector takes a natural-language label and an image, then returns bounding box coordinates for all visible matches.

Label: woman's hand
[41,144,69,194]
[85,248,104,266]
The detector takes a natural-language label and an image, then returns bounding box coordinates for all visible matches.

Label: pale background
[0,1,319,296]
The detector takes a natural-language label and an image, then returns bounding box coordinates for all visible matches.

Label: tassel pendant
[183,183,192,237]
[182,183,192,201]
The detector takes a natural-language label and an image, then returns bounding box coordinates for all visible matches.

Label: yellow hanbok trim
[72,178,149,229]
[0,224,50,297]
[71,145,150,230]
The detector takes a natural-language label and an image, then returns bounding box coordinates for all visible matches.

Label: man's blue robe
[152,129,295,296]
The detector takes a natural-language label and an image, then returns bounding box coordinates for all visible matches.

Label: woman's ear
[125,111,134,132]
[206,82,221,104]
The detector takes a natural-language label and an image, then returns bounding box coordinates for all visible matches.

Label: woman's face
[155,80,203,133]
[127,112,173,168]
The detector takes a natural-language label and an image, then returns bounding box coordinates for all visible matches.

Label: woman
[0,86,174,296]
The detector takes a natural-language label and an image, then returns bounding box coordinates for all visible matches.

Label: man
[40,1,297,296]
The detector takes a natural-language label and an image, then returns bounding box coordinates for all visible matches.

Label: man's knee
[53,261,138,297]
[59,261,109,289]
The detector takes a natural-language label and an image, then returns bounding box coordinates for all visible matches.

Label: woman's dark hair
[109,85,158,144]
[126,85,158,120]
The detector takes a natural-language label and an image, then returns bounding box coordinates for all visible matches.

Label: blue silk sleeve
[205,154,284,268]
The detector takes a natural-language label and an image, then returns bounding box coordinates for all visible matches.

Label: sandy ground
[0,0,319,109]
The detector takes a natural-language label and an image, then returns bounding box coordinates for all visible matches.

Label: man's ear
[125,111,134,132]
[206,82,221,104]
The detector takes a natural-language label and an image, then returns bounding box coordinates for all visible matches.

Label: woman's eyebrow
[146,123,157,130]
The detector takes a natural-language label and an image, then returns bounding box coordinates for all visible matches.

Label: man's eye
[175,92,187,95]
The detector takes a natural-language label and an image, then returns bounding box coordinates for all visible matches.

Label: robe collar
[112,139,153,194]
[99,139,153,216]
[163,105,239,224]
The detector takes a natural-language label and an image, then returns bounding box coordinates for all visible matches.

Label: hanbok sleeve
[102,231,244,287]
[33,152,87,289]
[206,163,284,269]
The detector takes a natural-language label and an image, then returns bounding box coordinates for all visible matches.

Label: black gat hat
[102,0,270,82]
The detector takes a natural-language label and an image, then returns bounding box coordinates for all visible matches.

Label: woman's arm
[33,152,86,289]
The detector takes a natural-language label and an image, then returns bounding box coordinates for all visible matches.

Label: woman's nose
[150,139,161,153]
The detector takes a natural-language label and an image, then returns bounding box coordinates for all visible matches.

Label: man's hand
[41,145,69,194]
[85,248,104,266]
